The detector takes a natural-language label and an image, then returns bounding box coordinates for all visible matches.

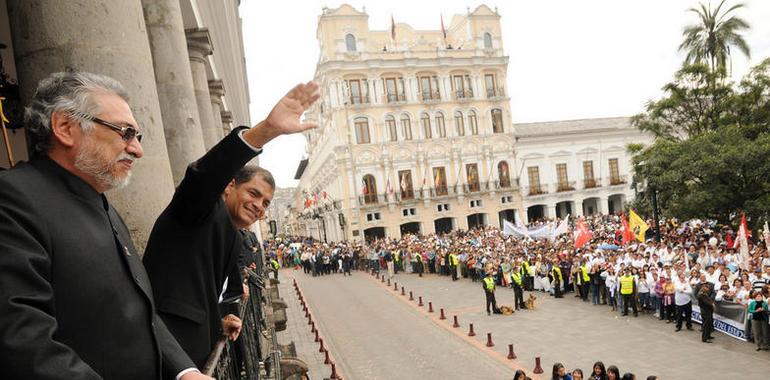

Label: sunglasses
[75,112,143,143]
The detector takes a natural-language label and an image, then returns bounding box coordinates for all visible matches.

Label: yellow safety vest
[271,259,279,270]
[580,265,590,282]
[551,267,563,282]
[521,261,530,276]
[449,253,458,266]
[483,277,495,292]
[510,272,522,286]
[620,275,635,295]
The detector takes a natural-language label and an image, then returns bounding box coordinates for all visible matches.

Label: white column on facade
[208,79,225,140]
[367,77,377,104]
[597,196,608,214]
[220,110,234,135]
[575,199,584,216]
[547,204,557,219]
[186,28,220,150]
[7,0,176,250]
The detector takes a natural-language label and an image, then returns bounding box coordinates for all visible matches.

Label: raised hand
[244,81,320,148]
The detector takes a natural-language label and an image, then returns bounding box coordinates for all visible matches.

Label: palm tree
[678,0,751,75]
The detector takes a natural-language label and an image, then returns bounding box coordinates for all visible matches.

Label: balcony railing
[430,185,457,197]
[526,185,547,196]
[346,94,370,106]
[396,189,424,202]
[486,87,506,99]
[583,178,601,189]
[419,91,441,102]
[453,90,474,100]
[463,182,482,193]
[556,181,576,192]
[358,193,387,205]
[609,175,627,186]
[384,92,406,103]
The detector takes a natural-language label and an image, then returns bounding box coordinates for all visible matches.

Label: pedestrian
[551,362,572,380]
[696,281,716,343]
[619,267,638,317]
[606,366,621,380]
[551,259,564,298]
[748,292,769,350]
[514,369,528,380]
[511,264,526,310]
[483,271,500,315]
[0,71,209,380]
[674,272,693,331]
[572,368,584,380]
[590,361,608,380]
[620,374,635,380]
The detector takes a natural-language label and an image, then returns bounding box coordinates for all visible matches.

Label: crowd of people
[264,212,770,375]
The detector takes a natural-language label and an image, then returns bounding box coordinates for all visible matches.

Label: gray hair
[24,71,129,155]
[234,165,276,190]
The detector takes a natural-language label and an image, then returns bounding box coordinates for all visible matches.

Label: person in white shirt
[674,272,694,331]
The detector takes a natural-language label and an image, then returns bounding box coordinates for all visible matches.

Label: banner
[690,296,749,341]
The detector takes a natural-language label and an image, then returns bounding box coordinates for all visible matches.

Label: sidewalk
[276,269,331,380]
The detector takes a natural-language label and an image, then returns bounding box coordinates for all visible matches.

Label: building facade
[294,4,521,242]
[514,117,652,222]
[0,0,255,249]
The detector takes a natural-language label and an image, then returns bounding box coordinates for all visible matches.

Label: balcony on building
[358,193,386,205]
[486,87,506,99]
[584,177,601,189]
[556,181,576,192]
[430,185,457,198]
[610,174,627,186]
[419,91,441,103]
[346,94,370,107]
[453,90,474,101]
[384,92,406,104]
[526,185,547,196]
[396,189,423,202]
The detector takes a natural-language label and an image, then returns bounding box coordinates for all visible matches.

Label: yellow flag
[434,168,441,188]
[628,210,649,242]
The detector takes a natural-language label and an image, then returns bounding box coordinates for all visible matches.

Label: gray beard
[73,137,133,191]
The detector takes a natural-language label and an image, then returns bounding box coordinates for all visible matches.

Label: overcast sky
[240,0,770,188]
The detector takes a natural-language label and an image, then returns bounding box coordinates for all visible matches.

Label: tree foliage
[630,59,770,227]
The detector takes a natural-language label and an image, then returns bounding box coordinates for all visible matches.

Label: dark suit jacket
[0,156,194,379]
[143,127,259,367]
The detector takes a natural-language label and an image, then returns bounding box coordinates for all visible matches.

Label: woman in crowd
[551,362,572,380]
[605,267,618,311]
[748,291,769,351]
[637,272,650,312]
[513,369,528,380]
[590,361,607,380]
[606,365,621,380]
[572,368,584,380]
[663,276,676,323]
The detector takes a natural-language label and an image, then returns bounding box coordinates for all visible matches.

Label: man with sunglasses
[142,78,319,367]
[0,72,211,379]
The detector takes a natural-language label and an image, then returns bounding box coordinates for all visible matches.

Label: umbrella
[597,243,620,250]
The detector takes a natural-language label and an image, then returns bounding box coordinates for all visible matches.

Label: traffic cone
[533,357,544,374]
[507,344,517,360]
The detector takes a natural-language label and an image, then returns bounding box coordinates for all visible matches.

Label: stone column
[208,79,225,140]
[220,110,234,135]
[547,204,557,219]
[141,0,206,185]
[7,0,175,250]
[186,28,219,150]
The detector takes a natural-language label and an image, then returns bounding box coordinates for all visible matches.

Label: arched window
[454,111,465,136]
[400,114,412,140]
[362,174,378,203]
[345,34,357,52]
[354,117,370,144]
[498,161,511,188]
[385,115,398,142]
[491,108,504,133]
[483,32,493,49]
[468,110,478,135]
[421,113,432,139]
[435,112,446,138]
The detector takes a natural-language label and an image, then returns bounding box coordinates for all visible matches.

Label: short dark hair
[233,165,275,189]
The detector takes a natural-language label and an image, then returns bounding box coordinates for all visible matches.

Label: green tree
[678,0,751,76]
[630,59,770,228]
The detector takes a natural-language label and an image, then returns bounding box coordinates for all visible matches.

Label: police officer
[510,264,526,310]
[483,271,500,315]
[619,267,638,317]
[449,251,459,281]
[551,260,564,298]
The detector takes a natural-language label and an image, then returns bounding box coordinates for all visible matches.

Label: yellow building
[294,4,522,242]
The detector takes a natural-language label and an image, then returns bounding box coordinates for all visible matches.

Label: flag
[551,215,570,241]
[726,233,734,248]
[434,168,441,188]
[400,172,408,192]
[386,178,394,194]
[763,221,770,249]
[322,191,328,199]
[621,213,634,244]
[574,217,592,248]
[362,177,368,194]
[440,14,447,41]
[390,15,396,40]
[734,214,750,270]
[628,210,649,242]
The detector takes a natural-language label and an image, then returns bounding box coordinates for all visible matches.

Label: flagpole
[0,97,15,167]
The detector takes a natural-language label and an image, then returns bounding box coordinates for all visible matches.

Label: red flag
[726,233,734,248]
[322,191,328,199]
[621,213,634,244]
[391,15,396,40]
[362,178,368,194]
[574,217,592,248]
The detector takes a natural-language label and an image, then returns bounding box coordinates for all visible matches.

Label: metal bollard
[428,302,434,312]
[439,308,446,320]
[486,333,494,347]
[418,296,423,306]
[468,323,476,337]
[533,357,544,374]
[452,315,460,328]
[507,344,517,360]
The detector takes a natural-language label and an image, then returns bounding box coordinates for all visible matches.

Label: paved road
[288,269,770,379]
[288,270,515,380]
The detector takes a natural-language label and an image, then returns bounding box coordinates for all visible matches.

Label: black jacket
[143,127,259,367]
[0,157,193,379]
